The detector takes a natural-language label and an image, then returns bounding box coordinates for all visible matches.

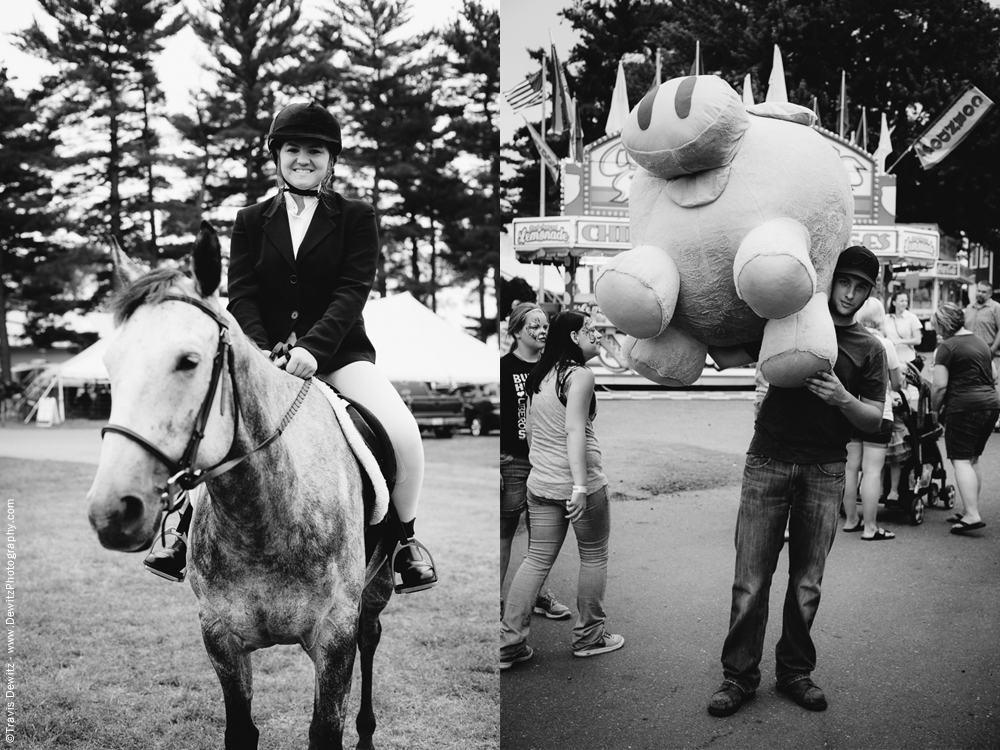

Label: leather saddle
[269,343,396,565]
[332,391,398,568]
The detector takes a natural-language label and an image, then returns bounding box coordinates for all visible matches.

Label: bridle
[101,293,312,514]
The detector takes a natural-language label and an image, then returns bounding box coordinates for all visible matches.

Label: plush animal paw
[758,293,838,388]
[620,327,708,387]
[733,218,816,319]
[595,245,680,339]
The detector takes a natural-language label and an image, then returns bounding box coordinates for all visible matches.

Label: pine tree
[320,0,442,296]
[16,0,185,263]
[0,69,99,364]
[440,0,500,341]
[188,0,305,207]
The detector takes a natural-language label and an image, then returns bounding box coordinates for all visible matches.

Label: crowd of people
[499,247,999,717]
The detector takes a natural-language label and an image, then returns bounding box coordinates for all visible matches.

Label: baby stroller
[881,361,955,524]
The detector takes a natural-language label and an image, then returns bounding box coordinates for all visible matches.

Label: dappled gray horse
[86,224,394,750]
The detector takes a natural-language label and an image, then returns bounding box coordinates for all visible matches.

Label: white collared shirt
[284,193,320,258]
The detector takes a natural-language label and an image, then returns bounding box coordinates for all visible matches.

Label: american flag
[503,71,543,113]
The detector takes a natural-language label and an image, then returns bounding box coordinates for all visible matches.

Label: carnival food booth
[512,120,972,383]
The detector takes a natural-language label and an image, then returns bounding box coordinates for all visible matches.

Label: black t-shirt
[749,322,887,464]
[935,333,1000,413]
[501,351,537,457]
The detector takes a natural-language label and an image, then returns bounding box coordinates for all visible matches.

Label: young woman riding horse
[145,102,437,595]
[88,234,397,748]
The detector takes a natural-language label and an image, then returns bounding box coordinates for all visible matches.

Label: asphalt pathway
[501,399,1000,750]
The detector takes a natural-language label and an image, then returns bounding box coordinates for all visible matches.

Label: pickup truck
[393,381,466,438]
[447,383,499,437]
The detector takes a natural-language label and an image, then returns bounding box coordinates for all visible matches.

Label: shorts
[851,418,893,447]
[943,409,1000,460]
[500,452,531,519]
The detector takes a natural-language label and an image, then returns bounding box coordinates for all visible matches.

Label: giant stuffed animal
[594,75,854,388]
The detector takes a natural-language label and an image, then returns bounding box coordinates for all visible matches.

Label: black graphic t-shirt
[501,351,537,457]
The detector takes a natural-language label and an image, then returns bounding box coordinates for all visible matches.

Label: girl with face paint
[500,304,572,622]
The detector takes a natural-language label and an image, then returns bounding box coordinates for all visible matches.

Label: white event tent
[362,292,499,385]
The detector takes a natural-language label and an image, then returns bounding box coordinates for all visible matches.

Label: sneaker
[500,645,534,671]
[573,633,624,658]
[533,590,571,620]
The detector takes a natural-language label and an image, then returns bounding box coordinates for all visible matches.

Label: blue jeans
[500,453,531,539]
[500,486,611,655]
[721,455,844,690]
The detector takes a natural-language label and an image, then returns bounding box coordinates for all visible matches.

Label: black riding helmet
[266,102,342,157]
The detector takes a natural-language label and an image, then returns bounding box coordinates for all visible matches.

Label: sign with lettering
[849,226,939,261]
[512,219,574,248]
[915,85,994,169]
[512,216,631,258]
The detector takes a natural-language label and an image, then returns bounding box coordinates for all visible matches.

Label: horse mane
[109,268,189,326]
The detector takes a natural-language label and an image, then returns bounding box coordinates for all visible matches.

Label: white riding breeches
[321,361,424,522]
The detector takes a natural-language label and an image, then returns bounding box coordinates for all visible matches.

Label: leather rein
[101,294,312,513]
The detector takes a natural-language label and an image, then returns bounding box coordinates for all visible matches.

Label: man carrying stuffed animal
[708,245,887,717]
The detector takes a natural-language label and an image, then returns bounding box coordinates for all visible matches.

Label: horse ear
[109,236,144,289]
[192,220,222,298]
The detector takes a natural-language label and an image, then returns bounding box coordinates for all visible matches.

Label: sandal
[951,520,986,535]
[862,528,895,541]
[843,519,864,533]
[945,514,964,524]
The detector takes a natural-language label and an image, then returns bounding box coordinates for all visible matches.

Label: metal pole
[537,53,547,305]
[539,53,547,218]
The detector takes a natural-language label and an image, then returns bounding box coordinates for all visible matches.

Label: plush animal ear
[192,220,222,298]
[109,236,144,289]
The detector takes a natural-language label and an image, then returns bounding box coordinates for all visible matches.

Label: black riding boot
[144,500,193,583]
[391,516,438,594]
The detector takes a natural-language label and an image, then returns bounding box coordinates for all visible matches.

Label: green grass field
[4,435,498,749]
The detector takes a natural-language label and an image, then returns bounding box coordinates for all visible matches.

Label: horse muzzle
[86,490,162,553]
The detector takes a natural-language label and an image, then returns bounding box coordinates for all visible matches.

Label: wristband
[572,485,588,495]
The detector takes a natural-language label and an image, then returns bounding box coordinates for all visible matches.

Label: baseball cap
[834,245,881,287]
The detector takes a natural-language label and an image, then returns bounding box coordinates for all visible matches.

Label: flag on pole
[689,41,702,76]
[524,118,561,181]
[765,45,787,102]
[854,108,868,151]
[837,71,848,139]
[605,59,630,136]
[873,112,892,175]
[742,73,754,106]
[549,35,575,134]
[914,84,994,169]
[503,71,543,113]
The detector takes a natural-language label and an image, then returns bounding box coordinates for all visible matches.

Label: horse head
[87,222,236,552]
